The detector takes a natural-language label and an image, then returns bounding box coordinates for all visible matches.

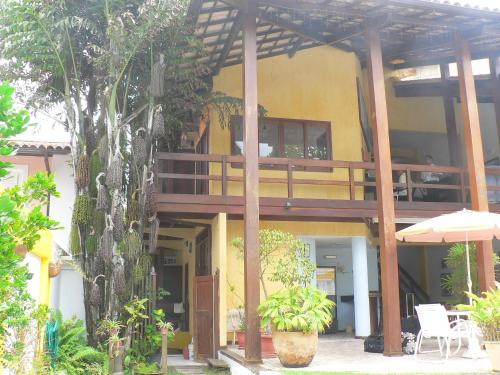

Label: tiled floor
[225,333,493,374]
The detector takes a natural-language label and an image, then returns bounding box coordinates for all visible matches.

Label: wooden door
[195,229,211,277]
[194,275,213,360]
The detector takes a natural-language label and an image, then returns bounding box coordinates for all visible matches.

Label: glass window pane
[232,117,243,155]
[258,120,280,157]
[307,125,329,160]
[284,122,304,158]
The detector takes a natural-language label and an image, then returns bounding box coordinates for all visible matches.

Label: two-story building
[149,0,500,361]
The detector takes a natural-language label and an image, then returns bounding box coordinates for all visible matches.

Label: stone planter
[271,330,318,367]
[484,341,500,372]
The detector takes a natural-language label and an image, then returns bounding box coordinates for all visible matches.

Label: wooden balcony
[154,152,500,221]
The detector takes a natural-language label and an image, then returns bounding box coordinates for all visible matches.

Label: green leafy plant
[54,316,106,375]
[257,286,334,334]
[232,229,315,298]
[441,243,499,303]
[0,82,60,371]
[458,287,500,342]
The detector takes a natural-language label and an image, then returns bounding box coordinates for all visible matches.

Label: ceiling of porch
[188,0,500,74]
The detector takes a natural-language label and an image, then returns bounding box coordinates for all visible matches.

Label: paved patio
[222,334,493,374]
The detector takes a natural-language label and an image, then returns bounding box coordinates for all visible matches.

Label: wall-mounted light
[323,255,337,260]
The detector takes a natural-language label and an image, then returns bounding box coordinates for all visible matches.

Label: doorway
[193,227,219,359]
[316,266,338,333]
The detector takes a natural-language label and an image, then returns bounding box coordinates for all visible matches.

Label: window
[231,116,331,161]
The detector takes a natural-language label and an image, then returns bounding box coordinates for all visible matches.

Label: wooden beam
[287,36,304,58]
[365,26,402,356]
[214,13,243,75]
[188,0,203,20]
[388,0,500,20]
[440,64,463,167]
[393,78,493,99]
[490,57,500,154]
[456,37,496,291]
[242,0,262,363]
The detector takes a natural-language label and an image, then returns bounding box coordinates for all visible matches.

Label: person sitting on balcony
[421,155,440,183]
[394,170,408,201]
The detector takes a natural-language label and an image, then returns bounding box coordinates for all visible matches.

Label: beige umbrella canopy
[396,209,500,243]
[396,209,500,304]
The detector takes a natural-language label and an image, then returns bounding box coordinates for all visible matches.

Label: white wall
[23,253,41,304]
[315,240,378,331]
[50,154,75,251]
[51,262,86,321]
[48,154,86,322]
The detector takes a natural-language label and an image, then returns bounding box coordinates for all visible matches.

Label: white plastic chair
[414,304,469,361]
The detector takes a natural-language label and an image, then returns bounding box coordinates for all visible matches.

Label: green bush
[458,288,500,342]
[257,286,334,334]
[54,316,105,375]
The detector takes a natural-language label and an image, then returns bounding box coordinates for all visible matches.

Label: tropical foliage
[0,0,216,348]
[0,82,59,371]
[53,315,106,375]
[441,243,499,303]
[257,286,334,334]
[458,287,500,342]
[232,229,316,298]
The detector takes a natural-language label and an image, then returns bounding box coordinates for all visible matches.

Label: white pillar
[352,236,371,337]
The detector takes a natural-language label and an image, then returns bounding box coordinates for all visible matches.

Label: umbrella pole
[465,232,473,305]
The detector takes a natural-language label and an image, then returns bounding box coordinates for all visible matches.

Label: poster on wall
[316,267,336,296]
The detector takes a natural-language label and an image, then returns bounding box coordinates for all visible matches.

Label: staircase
[398,265,430,317]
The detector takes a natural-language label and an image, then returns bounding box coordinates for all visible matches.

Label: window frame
[230,116,333,163]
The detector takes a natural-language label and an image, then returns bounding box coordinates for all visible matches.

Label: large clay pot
[271,330,318,367]
[484,342,500,372]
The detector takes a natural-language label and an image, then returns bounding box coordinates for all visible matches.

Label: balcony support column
[242,0,262,363]
[365,26,402,356]
[490,57,500,159]
[456,37,496,291]
[440,64,462,167]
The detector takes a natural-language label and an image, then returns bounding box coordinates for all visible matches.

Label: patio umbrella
[396,209,500,304]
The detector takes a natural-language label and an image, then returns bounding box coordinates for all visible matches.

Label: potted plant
[236,313,246,349]
[258,285,334,367]
[232,230,316,357]
[458,285,500,371]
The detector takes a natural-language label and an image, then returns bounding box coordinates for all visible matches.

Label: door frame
[193,272,220,359]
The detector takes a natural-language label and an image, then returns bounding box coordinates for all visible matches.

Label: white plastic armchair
[414,304,469,361]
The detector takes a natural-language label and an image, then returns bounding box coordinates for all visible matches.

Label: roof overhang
[189,0,500,74]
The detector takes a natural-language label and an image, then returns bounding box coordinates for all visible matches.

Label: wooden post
[456,37,496,291]
[490,57,500,156]
[160,329,168,374]
[440,64,463,167]
[151,266,157,311]
[242,0,262,363]
[365,26,402,356]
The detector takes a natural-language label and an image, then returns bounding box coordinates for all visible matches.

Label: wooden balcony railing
[155,153,500,205]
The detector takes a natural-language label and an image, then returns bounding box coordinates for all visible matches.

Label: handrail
[398,265,430,303]
[156,152,477,203]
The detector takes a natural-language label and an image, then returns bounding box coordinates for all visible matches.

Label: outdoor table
[447,310,486,359]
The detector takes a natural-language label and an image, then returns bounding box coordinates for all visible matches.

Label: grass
[282,372,472,375]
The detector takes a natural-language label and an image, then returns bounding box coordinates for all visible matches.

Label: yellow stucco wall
[30,230,53,307]
[209,45,365,200]
[205,45,370,343]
